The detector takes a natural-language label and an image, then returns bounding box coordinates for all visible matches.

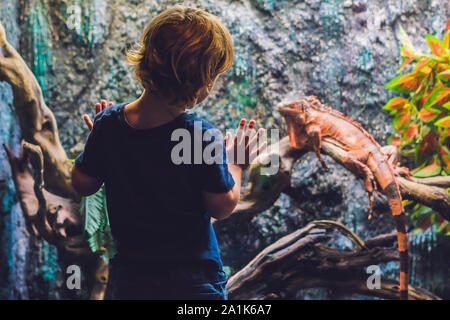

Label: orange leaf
[439,145,450,157]
[401,46,413,58]
[399,57,413,73]
[414,162,441,177]
[420,130,437,155]
[405,122,418,141]
[426,35,445,56]
[424,88,450,109]
[444,30,450,48]
[435,116,450,128]
[389,136,402,147]
[399,108,411,126]
[437,63,448,73]
[413,59,430,73]
[419,108,440,122]
[418,215,432,231]
[443,156,450,171]
[438,69,450,81]
[384,97,408,110]
[386,74,422,93]
[418,91,432,108]
[399,75,421,92]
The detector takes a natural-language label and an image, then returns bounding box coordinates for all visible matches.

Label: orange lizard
[278,96,409,300]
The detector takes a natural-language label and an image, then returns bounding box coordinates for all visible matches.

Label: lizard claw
[368,193,374,220]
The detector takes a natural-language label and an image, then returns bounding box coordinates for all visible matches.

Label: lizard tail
[384,181,409,300]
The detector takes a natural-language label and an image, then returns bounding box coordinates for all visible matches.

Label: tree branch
[320,140,450,220]
[408,176,450,188]
[222,136,450,225]
[0,20,76,199]
[3,142,109,299]
[226,220,441,300]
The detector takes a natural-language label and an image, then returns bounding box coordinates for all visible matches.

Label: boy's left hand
[83,100,113,131]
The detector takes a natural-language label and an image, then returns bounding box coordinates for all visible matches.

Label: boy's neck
[124,90,186,129]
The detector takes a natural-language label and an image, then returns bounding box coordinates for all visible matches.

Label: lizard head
[278,101,308,149]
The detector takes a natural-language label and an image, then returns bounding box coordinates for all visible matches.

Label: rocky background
[0,0,449,299]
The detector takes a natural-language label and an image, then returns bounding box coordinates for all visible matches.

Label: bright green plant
[383,25,450,235]
[80,184,116,261]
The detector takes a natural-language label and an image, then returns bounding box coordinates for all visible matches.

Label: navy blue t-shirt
[75,103,235,269]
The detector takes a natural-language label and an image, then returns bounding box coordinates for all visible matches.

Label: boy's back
[75,103,234,268]
[71,5,266,299]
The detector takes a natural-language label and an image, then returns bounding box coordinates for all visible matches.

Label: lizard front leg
[342,150,376,219]
[305,124,328,170]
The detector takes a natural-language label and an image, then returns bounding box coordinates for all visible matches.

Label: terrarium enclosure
[0,0,449,300]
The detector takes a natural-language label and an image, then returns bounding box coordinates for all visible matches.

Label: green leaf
[444,30,450,49]
[80,185,116,259]
[398,25,415,53]
[437,220,450,234]
[412,205,432,219]
[442,101,450,111]
[413,58,431,74]
[422,87,450,109]
[383,97,408,111]
[386,73,421,94]
[437,69,450,82]
[419,107,441,122]
[412,162,441,178]
[425,34,445,56]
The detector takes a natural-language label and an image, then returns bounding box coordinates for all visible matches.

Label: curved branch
[0,20,76,199]
[397,177,450,221]
[3,141,109,299]
[408,176,450,188]
[234,137,305,215]
[226,220,440,300]
[310,220,367,250]
[22,141,55,243]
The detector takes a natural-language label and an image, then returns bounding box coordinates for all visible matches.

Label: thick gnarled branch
[226,220,440,300]
[3,142,108,300]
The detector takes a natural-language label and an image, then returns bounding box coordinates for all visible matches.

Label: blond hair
[126,5,234,107]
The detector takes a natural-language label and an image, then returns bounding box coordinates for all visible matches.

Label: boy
[71,5,265,299]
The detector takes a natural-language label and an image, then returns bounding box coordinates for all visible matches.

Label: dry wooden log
[408,176,450,188]
[397,177,450,221]
[226,220,441,300]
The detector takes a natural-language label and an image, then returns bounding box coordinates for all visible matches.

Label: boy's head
[127,5,234,108]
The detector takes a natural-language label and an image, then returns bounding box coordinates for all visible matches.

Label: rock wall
[0,0,449,299]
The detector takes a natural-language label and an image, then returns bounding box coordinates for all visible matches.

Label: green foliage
[384,25,450,235]
[80,184,116,261]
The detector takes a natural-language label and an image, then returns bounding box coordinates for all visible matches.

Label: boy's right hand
[224,118,267,170]
[83,100,113,131]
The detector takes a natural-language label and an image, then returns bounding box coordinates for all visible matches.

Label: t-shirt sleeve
[196,129,235,193]
[74,114,106,181]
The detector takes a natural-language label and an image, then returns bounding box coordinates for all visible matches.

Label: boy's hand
[224,118,267,170]
[83,100,113,131]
